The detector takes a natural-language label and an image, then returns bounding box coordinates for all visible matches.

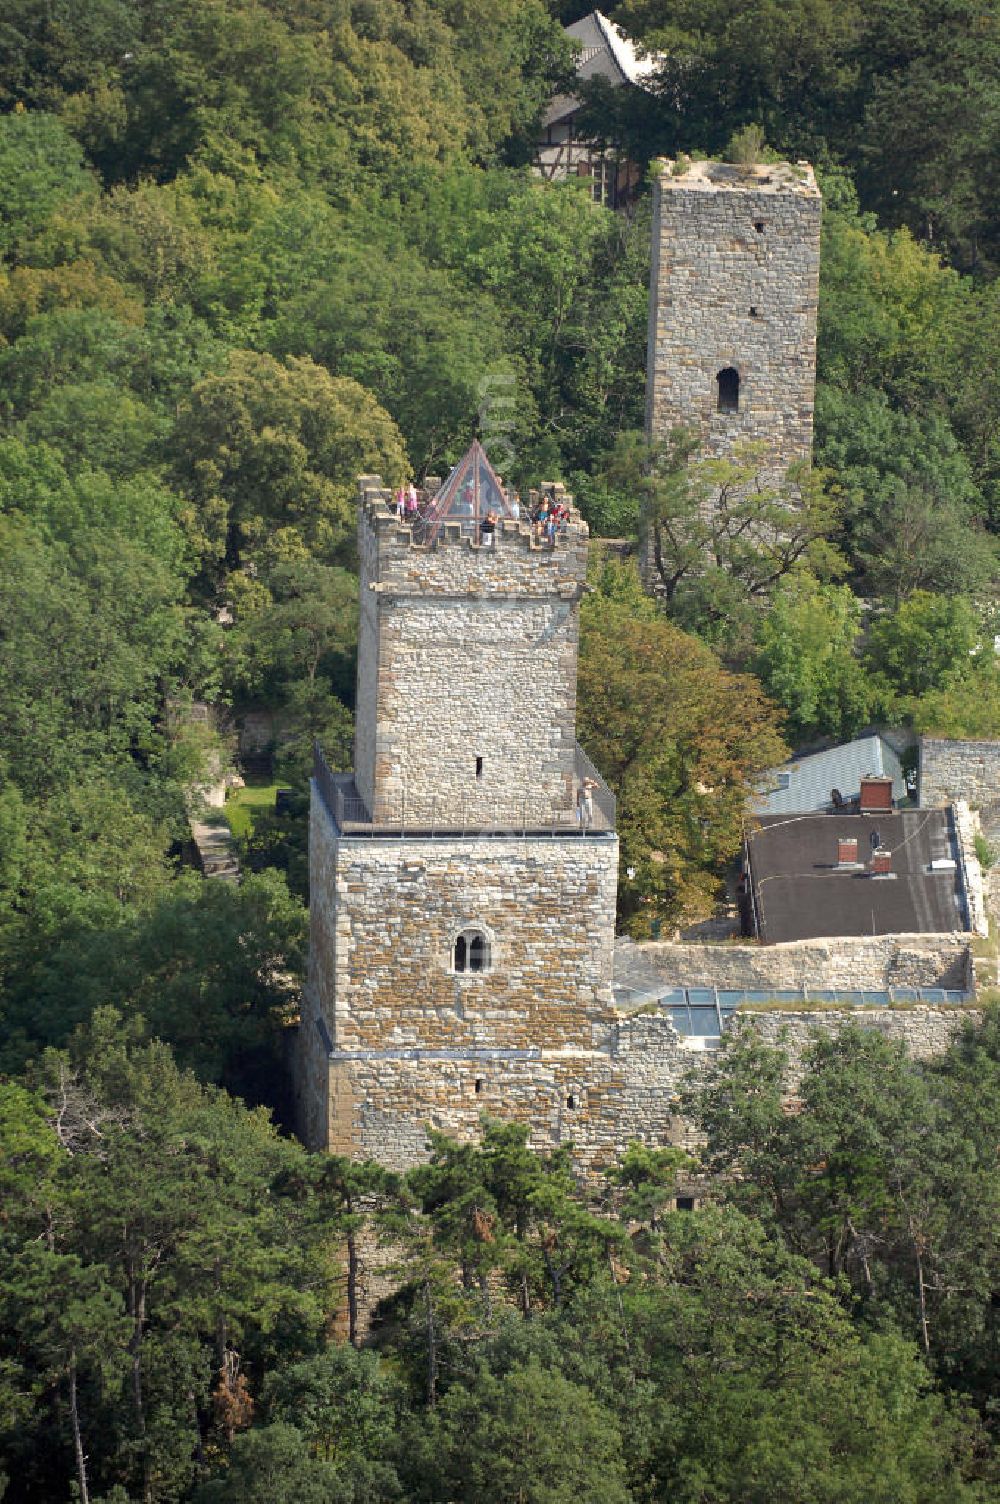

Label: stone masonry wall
[353,485,590,824]
[645,158,821,466]
[736,1006,976,1073]
[615,934,973,994]
[920,737,1000,814]
[306,792,619,1059]
[295,996,977,1175]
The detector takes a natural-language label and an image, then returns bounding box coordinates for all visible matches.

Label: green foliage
[0,1013,339,1503]
[906,658,1000,740]
[724,122,767,166]
[606,429,843,659]
[687,1018,1000,1397]
[2,10,1000,1499]
[0,111,97,262]
[3,1022,998,1501]
[616,0,1000,272]
[865,592,980,703]
[191,1424,348,1504]
[578,566,787,930]
[0,515,185,796]
[173,350,408,583]
[431,1359,632,1504]
[1,871,306,1102]
[974,831,995,870]
[755,572,871,742]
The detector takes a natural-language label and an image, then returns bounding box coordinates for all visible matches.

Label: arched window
[454,929,490,974]
[717,367,740,413]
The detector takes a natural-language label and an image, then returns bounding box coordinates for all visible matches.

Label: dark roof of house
[544,10,657,126]
[745,809,967,944]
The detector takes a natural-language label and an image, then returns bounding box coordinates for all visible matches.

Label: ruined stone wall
[920,737,1000,814]
[735,1005,976,1071]
[353,490,589,823]
[615,934,973,994]
[645,158,821,465]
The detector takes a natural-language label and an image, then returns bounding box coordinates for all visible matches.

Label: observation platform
[313,742,616,838]
[360,437,588,554]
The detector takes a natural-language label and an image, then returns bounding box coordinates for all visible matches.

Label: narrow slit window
[566,1093,576,1109]
[749,305,759,318]
[754,220,765,233]
[475,1078,483,1095]
[717,367,740,413]
[476,756,483,779]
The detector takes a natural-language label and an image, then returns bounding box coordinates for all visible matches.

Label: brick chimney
[859,775,893,814]
[837,837,859,867]
[870,847,892,877]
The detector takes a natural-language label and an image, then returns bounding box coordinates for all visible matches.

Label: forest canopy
[1,0,999,1496]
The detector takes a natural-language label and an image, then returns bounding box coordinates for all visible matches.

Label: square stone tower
[295,445,622,1169]
[645,158,821,468]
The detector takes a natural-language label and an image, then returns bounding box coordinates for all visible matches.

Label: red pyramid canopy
[422,440,514,542]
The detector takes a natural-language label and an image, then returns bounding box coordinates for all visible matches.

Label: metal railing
[313,742,616,838]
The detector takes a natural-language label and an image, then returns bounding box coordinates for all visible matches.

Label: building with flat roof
[741,808,971,945]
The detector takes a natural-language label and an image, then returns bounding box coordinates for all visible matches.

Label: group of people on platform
[391,479,570,548]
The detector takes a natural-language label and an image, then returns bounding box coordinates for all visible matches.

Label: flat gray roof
[746,809,966,944]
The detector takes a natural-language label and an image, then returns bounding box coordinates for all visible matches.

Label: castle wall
[920,737,1000,814]
[615,934,973,995]
[645,159,821,468]
[295,996,977,1173]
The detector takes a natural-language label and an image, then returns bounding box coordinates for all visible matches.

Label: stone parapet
[614,933,973,995]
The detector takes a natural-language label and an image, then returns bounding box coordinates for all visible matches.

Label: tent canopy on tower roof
[423,439,515,542]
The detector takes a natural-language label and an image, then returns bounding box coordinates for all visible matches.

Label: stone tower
[295,443,623,1170]
[645,157,821,468]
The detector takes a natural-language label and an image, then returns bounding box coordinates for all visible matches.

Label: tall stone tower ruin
[645,157,821,468]
[296,443,628,1170]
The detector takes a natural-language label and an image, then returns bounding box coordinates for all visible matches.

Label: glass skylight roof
[422,440,515,542]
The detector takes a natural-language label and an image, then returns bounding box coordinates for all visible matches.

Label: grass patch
[225,779,281,840]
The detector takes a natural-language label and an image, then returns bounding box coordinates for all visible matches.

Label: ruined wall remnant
[614,934,974,995]
[645,157,821,466]
[920,737,1000,815]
